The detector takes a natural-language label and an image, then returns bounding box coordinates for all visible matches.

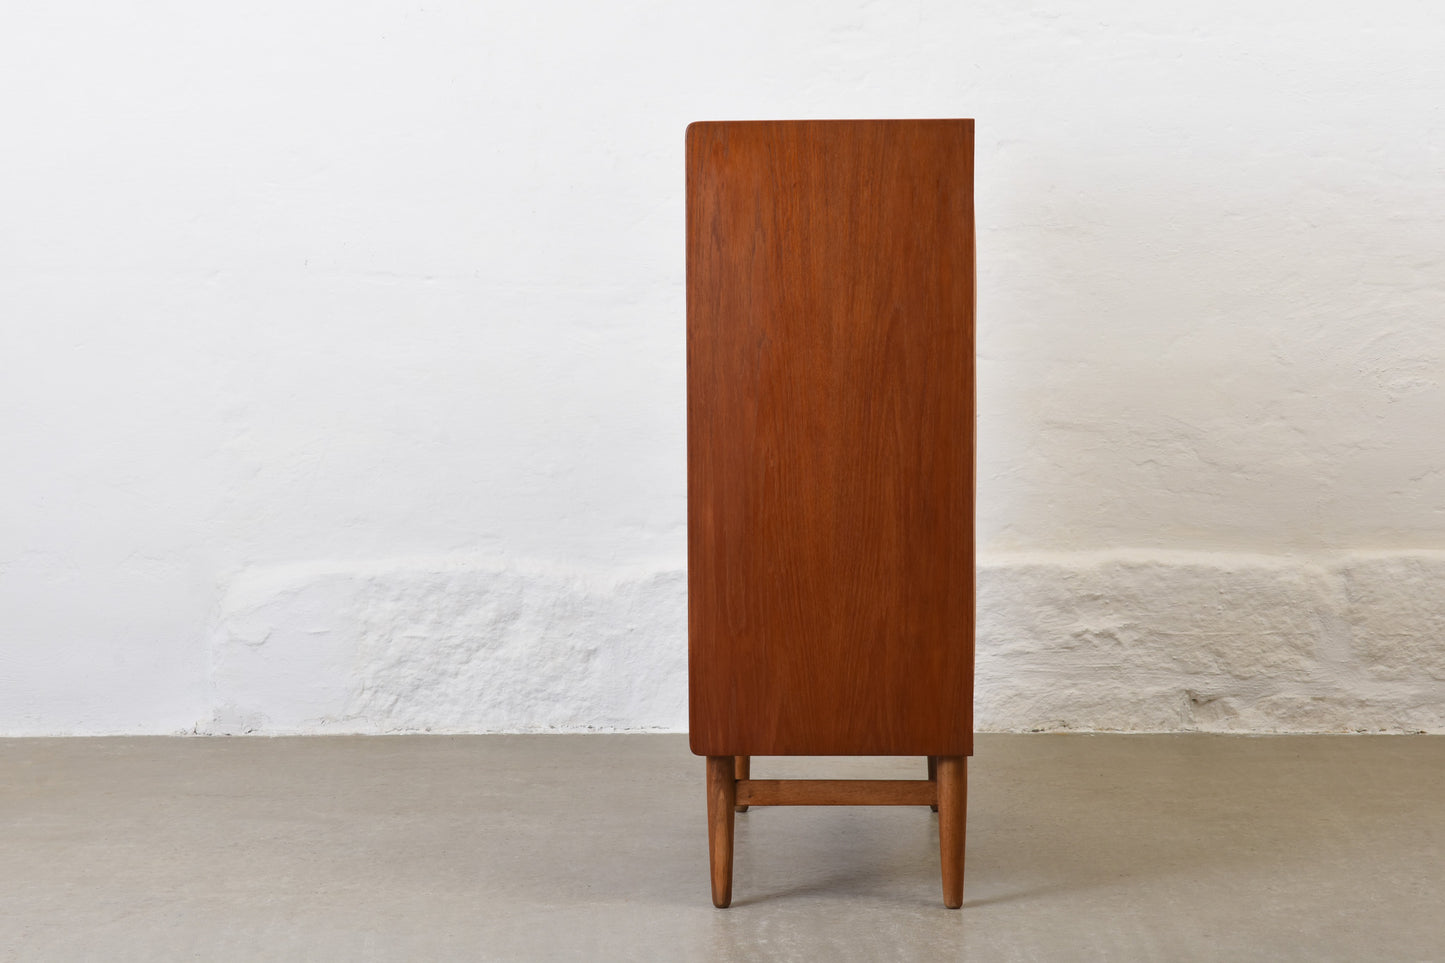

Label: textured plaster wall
[3,2,1443,734]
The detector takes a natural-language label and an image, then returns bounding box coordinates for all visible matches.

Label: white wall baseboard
[191,550,1445,736]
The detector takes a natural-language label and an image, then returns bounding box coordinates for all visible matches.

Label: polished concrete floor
[1,734,1443,961]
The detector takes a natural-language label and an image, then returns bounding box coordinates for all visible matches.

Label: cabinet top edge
[687,119,973,132]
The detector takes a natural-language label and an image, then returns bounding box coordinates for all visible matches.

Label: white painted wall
[3,2,1442,735]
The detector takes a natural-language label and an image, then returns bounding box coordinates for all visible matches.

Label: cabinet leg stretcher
[705,755,968,909]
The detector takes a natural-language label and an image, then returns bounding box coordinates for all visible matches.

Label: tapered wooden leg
[735,756,751,812]
[936,755,966,909]
[927,756,938,812]
[706,756,736,908]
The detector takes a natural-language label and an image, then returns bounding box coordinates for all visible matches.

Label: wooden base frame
[705,755,967,909]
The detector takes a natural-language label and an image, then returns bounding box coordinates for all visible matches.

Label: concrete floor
[2,735,1443,962]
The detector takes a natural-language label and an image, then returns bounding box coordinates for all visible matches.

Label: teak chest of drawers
[686,119,976,908]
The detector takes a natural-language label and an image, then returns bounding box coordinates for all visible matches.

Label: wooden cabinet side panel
[687,120,975,757]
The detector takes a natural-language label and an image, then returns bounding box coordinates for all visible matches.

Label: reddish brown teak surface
[687,119,975,758]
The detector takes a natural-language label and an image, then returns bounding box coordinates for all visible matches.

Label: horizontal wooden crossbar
[736,779,937,807]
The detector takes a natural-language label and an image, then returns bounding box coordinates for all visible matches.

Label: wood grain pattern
[936,755,967,908]
[736,779,936,807]
[705,755,735,908]
[733,755,750,812]
[687,120,975,757]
